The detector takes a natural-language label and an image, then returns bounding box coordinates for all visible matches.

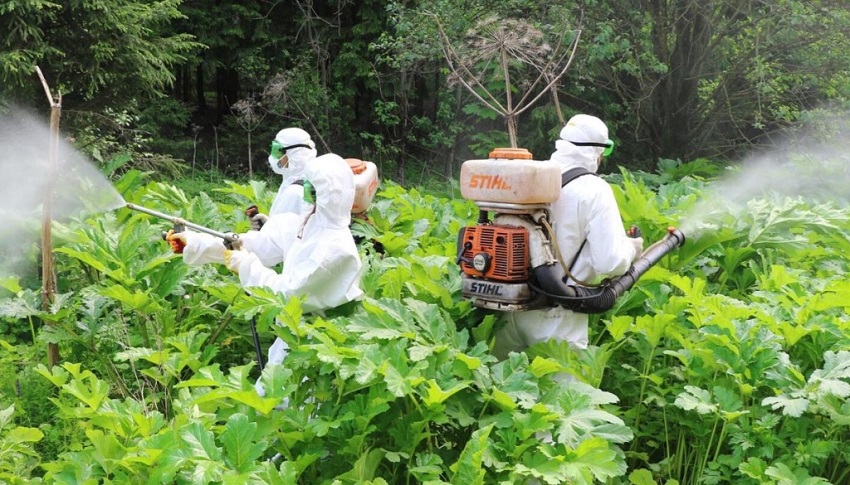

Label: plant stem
[205,312,234,347]
[630,346,656,452]
[28,316,37,343]
[711,421,728,464]
[138,315,152,348]
[697,416,721,481]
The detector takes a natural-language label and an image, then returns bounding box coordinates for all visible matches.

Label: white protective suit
[491,114,641,360]
[181,155,364,391]
[239,151,347,268]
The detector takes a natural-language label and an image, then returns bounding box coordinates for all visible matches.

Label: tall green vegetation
[2,160,850,482]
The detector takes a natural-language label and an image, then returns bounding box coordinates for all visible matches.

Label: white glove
[250,213,269,231]
[630,237,644,262]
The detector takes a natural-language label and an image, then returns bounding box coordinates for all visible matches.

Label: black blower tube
[532,228,686,314]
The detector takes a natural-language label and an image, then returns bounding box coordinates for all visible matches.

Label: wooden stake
[36,66,62,367]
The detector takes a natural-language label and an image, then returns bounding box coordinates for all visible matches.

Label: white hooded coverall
[491,115,640,360]
[239,152,346,268]
[181,155,364,390]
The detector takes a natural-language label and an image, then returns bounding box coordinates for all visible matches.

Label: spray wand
[125,202,241,249]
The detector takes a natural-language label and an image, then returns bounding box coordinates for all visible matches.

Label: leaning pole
[36,66,61,367]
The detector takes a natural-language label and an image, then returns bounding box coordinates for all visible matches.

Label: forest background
[5,0,850,184]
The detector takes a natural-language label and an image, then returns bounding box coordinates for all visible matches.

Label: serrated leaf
[0,276,22,293]
[762,395,810,417]
[382,363,410,398]
[257,362,294,400]
[674,386,717,414]
[629,468,657,485]
[354,355,379,385]
[529,356,563,378]
[336,449,385,481]
[192,389,280,415]
[409,345,433,362]
[555,408,628,448]
[99,284,163,313]
[449,424,492,485]
[180,422,222,461]
[86,429,125,461]
[488,388,518,411]
[421,379,468,407]
[490,354,539,409]
[7,426,44,444]
[63,373,110,410]
[0,405,14,431]
[565,437,627,481]
[455,352,481,371]
[221,413,267,473]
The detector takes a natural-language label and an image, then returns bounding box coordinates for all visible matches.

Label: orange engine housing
[458,225,529,282]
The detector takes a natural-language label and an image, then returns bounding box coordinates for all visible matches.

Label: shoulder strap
[291,179,305,186]
[558,167,595,280]
[560,167,594,187]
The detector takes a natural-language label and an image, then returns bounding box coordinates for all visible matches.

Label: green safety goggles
[570,139,615,157]
[270,140,313,159]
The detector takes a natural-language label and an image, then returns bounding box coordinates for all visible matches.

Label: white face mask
[268,155,289,175]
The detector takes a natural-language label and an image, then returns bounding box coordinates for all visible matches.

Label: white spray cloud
[678,108,850,238]
[0,105,124,279]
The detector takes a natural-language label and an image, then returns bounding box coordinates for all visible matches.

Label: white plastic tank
[460,148,561,204]
[346,158,379,213]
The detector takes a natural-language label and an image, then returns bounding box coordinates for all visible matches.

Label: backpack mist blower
[455,148,685,314]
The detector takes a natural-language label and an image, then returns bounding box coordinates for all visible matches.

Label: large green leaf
[221,413,267,473]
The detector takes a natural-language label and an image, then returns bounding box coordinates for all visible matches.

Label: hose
[532,228,686,314]
[538,216,599,287]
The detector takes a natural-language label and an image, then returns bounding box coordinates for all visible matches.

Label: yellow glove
[223,249,241,272]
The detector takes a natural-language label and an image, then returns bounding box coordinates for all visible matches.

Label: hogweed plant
[0,161,849,482]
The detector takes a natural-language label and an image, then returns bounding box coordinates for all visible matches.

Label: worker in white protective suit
[166,155,363,393]
[491,114,643,361]
[249,127,319,230]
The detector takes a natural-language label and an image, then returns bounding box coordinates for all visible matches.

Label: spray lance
[125,203,242,249]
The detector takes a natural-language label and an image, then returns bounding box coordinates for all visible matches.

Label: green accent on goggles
[570,139,615,157]
[270,140,312,159]
[302,179,317,204]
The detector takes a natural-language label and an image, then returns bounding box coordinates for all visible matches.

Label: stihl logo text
[468,174,512,190]
[469,282,504,296]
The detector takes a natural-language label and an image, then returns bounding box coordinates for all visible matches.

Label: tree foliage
[567,0,850,163]
[1,0,200,106]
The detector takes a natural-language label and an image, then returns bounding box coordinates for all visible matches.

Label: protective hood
[268,127,318,179]
[551,140,599,173]
[284,145,318,182]
[550,114,609,173]
[303,154,354,230]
